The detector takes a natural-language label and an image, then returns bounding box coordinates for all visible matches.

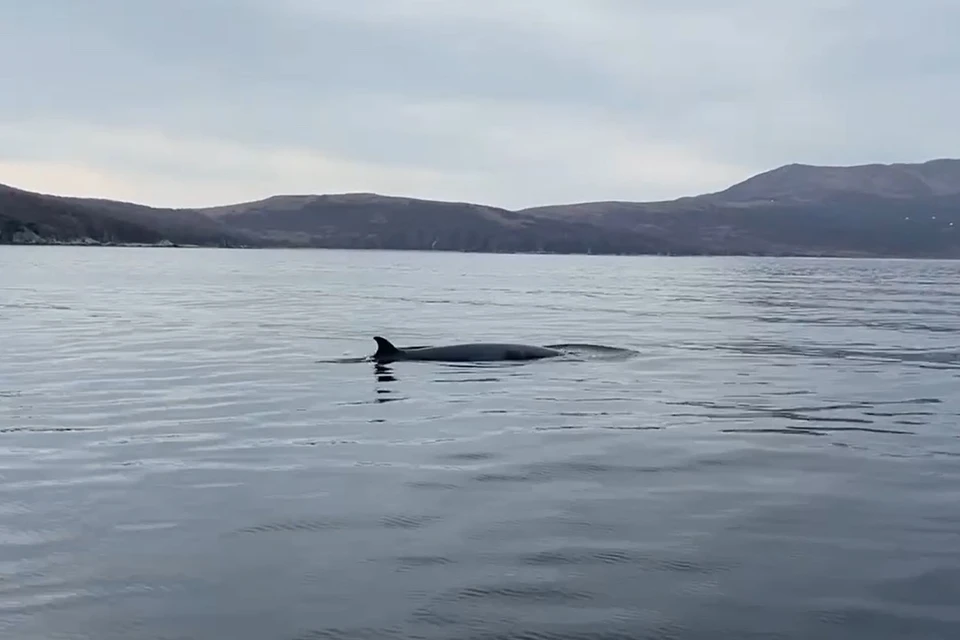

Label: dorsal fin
[373,336,401,357]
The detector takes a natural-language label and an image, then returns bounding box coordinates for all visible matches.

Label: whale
[371,336,562,363]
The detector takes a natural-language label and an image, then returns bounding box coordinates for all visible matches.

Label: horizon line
[3,156,958,212]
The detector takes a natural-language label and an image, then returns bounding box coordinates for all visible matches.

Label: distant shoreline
[3,240,958,260]
[4,158,960,259]
[1,239,209,249]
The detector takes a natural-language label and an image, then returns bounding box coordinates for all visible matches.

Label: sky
[2,0,958,210]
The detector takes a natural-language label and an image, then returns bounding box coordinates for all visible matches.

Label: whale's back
[373,337,561,362]
[406,343,558,361]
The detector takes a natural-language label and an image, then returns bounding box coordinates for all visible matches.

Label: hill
[707,158,960,202]
[196,193,695,254]
[2,159,959,257]
[522,159,960,257]
[0,184,258,247]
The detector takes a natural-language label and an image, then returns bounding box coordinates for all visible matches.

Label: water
[1,247,959,640]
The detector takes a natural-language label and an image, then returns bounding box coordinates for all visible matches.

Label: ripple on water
[0,526,76,547]
[234,520,349,535]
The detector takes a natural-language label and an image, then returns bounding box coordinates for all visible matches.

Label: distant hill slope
[708,158,960,202]
[59,195,262,247]
[520,159,960,257]
[0,184,257,247]
[2,159,960,257]
[197,193,693,254]
[523,192,960,257]
[0,184,165,245]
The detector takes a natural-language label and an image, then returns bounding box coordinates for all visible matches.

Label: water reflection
[373,361,398,403]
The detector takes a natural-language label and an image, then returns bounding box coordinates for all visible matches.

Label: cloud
[1,0,958,208]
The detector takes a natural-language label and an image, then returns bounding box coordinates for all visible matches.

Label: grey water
[1,247,960,640]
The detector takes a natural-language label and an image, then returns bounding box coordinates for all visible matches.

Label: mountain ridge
[3,159,960,257]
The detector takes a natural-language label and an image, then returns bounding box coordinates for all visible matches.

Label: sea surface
[1,246,959,640]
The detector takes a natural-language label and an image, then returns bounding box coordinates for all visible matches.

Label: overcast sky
[2,1,957,209]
